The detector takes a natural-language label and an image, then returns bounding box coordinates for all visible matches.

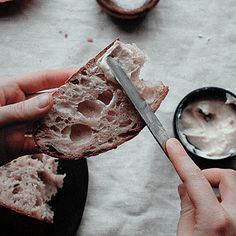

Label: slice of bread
[0,154,65,223]
[33,40,168,159]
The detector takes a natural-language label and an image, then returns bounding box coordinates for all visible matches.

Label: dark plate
[0,159,88,236]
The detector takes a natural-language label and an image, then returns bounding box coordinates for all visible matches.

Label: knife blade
[106,56,170,156]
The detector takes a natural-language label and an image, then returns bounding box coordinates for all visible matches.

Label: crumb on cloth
[58,31,68,39]
[87,37,94,43]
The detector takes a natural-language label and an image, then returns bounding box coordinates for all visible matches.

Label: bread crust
[0,200,51,222]
[33,41,169,159]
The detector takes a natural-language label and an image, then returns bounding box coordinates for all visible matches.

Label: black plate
[0,159,88,236]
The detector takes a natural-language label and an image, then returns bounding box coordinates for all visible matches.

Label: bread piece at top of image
[33,40,169,160]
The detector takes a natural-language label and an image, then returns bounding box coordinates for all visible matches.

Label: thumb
[0,93,52,127]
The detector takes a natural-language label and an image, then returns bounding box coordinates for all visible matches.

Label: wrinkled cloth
[0,0,236,235]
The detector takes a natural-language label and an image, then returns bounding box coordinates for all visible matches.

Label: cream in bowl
[97,0,160,20]
[112,0,150,10]
[174,87,236,160]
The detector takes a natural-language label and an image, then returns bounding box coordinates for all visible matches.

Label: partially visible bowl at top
[97,0,160,20]
[173,87,236,163]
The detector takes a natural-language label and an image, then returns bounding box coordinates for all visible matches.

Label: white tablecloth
[0,0,236,235]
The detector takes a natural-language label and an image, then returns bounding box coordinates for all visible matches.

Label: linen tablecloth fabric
[0,0,236,235]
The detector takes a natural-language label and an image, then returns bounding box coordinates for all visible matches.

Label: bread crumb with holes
[0,154,65,223]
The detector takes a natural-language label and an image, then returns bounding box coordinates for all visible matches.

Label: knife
[106,56,170,156]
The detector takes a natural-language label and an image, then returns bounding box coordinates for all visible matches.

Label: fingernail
[36,94,50,108]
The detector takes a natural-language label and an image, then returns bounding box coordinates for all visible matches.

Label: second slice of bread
[0,154,65,223]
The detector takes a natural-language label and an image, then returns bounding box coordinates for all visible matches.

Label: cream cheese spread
[97,41,146,82]
[179,98,236,159]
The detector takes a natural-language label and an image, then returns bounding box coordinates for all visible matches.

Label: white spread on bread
[179,98,236,159]
[97,41,162,105]
[97,41,146,82]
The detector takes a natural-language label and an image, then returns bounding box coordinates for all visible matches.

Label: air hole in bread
[50,125,60,132]
[13,183,20,188]
[12,186,22,194]
[118,130,137,138]
[108,110,116,116]
[77,100,103,118]
[70,79,79,85]
[108,138,113,143]
[62,126,71,136]
[55,117,63,123]
[65,118,72,124]
[37,171,46,183]
[81,69,88,75]
[132,123,137,129]
[70,124,92,143]
[15,176,22,181]
[98,90,113,105]
[119,119,132,127]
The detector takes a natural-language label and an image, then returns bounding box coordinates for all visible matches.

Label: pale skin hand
[166,138,236,236]
[0,69,76,164]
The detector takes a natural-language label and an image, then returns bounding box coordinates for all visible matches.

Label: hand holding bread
[0,69,75,164]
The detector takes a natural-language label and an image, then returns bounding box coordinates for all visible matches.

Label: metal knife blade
[106,56,170,156]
